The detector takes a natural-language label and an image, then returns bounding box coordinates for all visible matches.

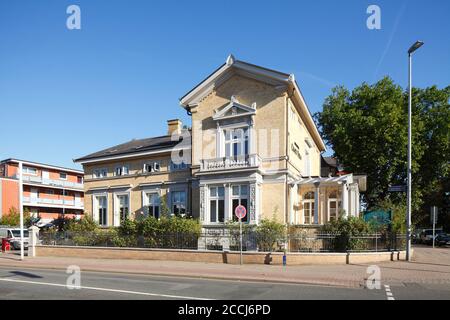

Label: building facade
[75,56,366,228]
[0,159,84,222]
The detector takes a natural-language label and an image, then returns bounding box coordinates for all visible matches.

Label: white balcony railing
[23,196,84,208]
[200,154,261,172]
[21,175,83,190]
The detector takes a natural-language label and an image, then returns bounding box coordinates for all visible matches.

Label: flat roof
[1,158,84,174]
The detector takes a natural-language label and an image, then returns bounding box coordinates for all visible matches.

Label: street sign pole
[239,217,243,265]
[431,206,438,249]
[234,205,247,266]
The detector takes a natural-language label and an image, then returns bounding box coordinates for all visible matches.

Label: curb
[0,260,362,289]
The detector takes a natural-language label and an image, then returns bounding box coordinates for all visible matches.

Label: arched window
[304,191,314,200]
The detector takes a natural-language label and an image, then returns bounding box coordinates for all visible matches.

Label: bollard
[28,226,40,257]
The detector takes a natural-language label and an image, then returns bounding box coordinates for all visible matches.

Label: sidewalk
[0,246,449,288]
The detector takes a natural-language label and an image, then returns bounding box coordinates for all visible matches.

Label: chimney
[167,119,182,135]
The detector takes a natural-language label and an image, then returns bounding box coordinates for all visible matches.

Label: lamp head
[408,41,424,54]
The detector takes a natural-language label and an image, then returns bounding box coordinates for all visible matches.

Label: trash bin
[1,238,11,252]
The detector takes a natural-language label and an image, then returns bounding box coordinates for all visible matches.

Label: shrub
[118,218,138,237]
[256,218,286,252]
[66,216,99,232]
[321,217,372,251]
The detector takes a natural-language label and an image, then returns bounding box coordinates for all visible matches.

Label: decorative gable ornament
[212,96,257,121]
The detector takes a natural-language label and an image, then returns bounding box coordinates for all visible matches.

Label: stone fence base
[35,245,410,265]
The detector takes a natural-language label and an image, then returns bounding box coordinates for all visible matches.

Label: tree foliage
[315,77,449,226]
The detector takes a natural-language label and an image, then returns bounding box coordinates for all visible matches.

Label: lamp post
[406,40,424,261]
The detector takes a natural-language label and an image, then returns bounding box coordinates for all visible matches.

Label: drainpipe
[285,88,296,252]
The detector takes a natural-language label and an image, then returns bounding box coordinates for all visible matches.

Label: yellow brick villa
[74,55,366,229]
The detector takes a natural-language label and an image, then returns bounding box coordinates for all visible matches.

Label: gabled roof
[179,55,326,152]
[74,135,182,164]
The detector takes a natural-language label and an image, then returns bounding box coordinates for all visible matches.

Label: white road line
[0,278,211,300]
[384,285,395,301]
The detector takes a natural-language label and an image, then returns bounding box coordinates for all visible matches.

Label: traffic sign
[235,205,247,220]
[388,185,406,192]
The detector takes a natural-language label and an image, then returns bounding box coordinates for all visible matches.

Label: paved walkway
[0,246,449,288]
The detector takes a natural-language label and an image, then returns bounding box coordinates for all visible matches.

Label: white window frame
[304,141,311,176]
[93,194,108,227]
[23,166,37,176]
[59,172,67,180]
[143,161,161,174]
[224,127,249,159]
[142,190,161,219]
[208,186,225,224]
[170,189,187,216]
[114,165,130,177]
[231,184,249,223]
[114,192,130,225]
[327,192,341,222]
[302,192,315,225]
[93,168,108,179]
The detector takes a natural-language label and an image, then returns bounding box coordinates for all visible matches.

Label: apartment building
[0,159,84,221]
[75,55,366,228]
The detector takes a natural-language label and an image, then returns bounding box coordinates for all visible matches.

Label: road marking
[0,278,211,300]
[384,284,395,300]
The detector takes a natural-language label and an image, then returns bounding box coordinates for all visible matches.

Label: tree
[315,77,449,227]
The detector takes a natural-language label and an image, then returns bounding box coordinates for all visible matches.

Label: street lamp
[406,40,424,262]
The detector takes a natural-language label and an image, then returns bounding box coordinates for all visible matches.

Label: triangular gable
[213,96,256,121]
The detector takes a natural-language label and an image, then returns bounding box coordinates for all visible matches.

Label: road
[0,265,449,300]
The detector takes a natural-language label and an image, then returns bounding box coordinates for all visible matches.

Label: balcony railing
[200,154,261,172]
[21,175,83,190]
[23,196,84,208]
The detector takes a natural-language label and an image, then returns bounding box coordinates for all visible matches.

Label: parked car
[434,233,450,247]
[412,230,422,244]
[420,229,444,245]
[0,228,29,250]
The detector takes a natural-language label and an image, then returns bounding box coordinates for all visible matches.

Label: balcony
[23,197,84,209]
[21,175,83,190]
[200,154,261,172]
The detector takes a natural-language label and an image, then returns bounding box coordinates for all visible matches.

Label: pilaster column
[314,182,320,224]
[199,185,206,222]
[249,183,256,223]
[341,181,348,218]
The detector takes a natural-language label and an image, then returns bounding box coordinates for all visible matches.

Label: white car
[0,228,30,250]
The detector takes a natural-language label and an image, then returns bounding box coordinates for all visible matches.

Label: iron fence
[39,230,406,253]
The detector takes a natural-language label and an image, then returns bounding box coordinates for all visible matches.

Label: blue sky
[0,0,449,169]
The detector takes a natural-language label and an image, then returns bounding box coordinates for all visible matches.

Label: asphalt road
[0,266,449,300]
